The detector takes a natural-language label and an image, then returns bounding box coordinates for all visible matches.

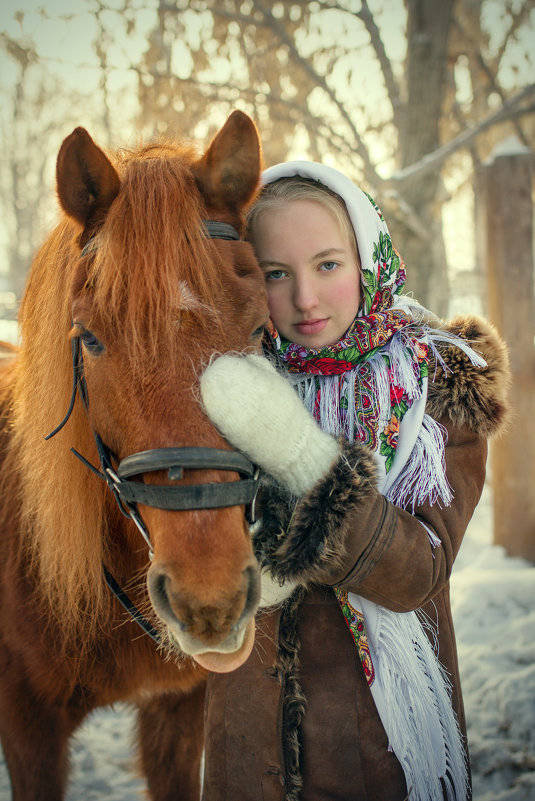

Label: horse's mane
[3,140,229,641]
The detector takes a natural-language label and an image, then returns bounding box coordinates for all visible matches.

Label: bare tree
[137,0,535,315]
[1,0,533,312]
[0,1,143,298]
[0,34,68,299]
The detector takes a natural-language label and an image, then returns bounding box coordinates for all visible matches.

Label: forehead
[255,199,350,251]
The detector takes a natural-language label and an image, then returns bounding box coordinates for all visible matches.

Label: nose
[293,275,319,313]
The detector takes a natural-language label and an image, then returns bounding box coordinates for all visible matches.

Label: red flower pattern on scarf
[300,357,354,375]
[390,384,404,405]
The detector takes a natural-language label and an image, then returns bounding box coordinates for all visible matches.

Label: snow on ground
[451,486,535,801]
[1,484,534,800]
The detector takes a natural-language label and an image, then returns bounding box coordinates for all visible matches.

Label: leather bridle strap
[203,220,240,240]
[108,446,260,513]
[79,220,241,258]
[102,565,161,644]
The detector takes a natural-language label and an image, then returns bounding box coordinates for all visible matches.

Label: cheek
[330,277,360,318]
[265,285,290,324]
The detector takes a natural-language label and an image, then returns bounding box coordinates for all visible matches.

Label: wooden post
[482,136,535,562]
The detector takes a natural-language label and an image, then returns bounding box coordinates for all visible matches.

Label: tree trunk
[481,139,535,563]
[395,0,456,317]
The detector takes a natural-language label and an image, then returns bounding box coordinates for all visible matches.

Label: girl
[200,162,510,801]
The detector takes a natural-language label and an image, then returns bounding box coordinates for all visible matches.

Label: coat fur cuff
[259,440,378,587]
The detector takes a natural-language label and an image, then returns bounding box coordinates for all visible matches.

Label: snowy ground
[0,484,534,800]
[451,486,535,801]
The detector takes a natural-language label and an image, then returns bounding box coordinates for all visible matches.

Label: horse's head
[55,112,268,672]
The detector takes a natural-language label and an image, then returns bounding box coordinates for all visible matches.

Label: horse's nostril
[148,560,260,647]
[232,563,260,632]
[155,573,168,603]
[148,569,189,632]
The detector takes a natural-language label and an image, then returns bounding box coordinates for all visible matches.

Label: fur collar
[426,314,511,438]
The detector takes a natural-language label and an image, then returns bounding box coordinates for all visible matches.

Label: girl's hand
[200,354,340,495]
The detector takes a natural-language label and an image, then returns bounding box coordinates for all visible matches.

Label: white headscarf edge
[262,161,391,287]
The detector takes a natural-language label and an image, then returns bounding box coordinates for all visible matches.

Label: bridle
[46,220,262,643]
[47,338,261,554]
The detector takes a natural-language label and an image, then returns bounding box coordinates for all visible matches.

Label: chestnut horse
[0,111,268,800]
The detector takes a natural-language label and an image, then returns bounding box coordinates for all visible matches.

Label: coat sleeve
[314,423,486,611]
[259,315,510,612]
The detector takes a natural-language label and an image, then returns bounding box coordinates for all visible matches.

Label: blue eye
[79,329,104,354]
[265,269,287,281]
[320,261,339,272]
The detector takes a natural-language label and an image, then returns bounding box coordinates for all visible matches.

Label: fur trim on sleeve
[426,314,511,438]
[252,479,297,566]
[257,441,378,586]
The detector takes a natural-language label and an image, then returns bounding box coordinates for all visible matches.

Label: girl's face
[253,199,361,348]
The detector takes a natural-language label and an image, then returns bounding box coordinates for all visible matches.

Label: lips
[294,318,328,336]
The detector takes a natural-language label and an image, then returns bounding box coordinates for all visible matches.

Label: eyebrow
[259,247,347,270]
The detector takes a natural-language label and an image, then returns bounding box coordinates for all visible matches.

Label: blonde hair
[246,176,360,264]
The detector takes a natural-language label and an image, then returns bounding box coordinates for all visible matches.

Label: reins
[45,220,261,645]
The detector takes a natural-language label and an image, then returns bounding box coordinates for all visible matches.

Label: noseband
[46,220,261,643]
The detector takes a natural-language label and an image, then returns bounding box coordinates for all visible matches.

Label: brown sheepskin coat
[202,315,510,801]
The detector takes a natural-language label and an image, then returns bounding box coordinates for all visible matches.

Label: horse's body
[0,112,268,800]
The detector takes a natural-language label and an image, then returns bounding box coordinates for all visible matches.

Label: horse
[0,110,268,800]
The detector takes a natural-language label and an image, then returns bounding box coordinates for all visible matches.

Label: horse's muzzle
[147,558,260,665]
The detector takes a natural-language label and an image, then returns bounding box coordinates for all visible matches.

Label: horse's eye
[79,329,104,354]
[251,324,265,340]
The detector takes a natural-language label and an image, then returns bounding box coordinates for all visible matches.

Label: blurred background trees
[1,0,533,313]
[136,0,534,316]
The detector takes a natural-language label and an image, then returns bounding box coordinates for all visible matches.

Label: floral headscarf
[260,161,429,474]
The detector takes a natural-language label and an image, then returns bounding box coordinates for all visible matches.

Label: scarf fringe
[386,414,452,514]
[285,319,479,801]
[292,323,427,444]
[388,328,424,400]
[365,353,392,427]
[373,606,469,801]
[428,329,488,371]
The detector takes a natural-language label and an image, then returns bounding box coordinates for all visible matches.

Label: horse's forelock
[87,145,226,365]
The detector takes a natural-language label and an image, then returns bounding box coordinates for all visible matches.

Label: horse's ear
[193,110,261,211]
[56,127,120,231]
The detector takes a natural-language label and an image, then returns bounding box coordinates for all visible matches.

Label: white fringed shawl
[288,311,485,801]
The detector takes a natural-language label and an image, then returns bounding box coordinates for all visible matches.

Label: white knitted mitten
[200,354,340,496]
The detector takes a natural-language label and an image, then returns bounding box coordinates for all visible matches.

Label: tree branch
[388,83,535,184]
[357,0,403,129]
[452,8,531,147]
[252,0,384,186]
[315,0,404,131]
